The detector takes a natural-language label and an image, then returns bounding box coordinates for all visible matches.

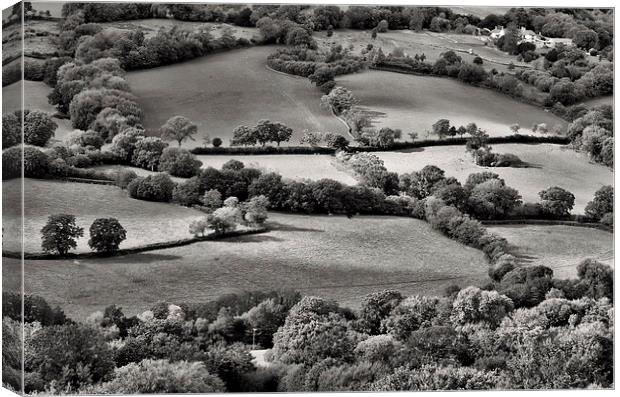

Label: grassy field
[196,154,357,184]
[375,143,613,214]
[336,70,565,138]
[127,46,347,148]
[315,29,528,74]
[488,225,614,279]
[1,178,204,253]
[99,18,260,41]
[2,19,59,63]
[2,212,490,320]
[2,80,74,143]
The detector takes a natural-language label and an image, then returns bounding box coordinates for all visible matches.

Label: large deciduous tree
[160,116,198,147]
[41,214,84,255]
[88,218,127,252]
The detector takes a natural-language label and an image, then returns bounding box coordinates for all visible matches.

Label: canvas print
[1,1,615,394]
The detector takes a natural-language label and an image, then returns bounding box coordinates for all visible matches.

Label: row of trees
[4,254,613,393]
[40,215,126,255]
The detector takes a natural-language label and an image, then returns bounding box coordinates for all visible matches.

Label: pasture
[99,18,260,41]
[336,70,566,138]
[488,224,614,279]
[196,154,357,184]
[127,46,348,148]
[2,212,489,320]
[316,29,528,74]
[374,143,613,214]
[2,80,74,142]
[1,178,204,253]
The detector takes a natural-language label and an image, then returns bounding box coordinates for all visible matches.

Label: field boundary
[190,135,570,155]
[482,219,612,233]
[3,227,267,260]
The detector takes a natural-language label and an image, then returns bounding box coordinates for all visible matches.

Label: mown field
[2,212,490,320]
[127,46,348,147]
[2,80,73,142]
[1,179,204,253]
[196,154,357,184]
[375,143,613,213]
[336,70,565,138]
[488,224,614,279]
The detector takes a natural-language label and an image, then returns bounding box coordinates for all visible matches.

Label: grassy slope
[196,154,357,185]
[488,224,614,279]
[127,46,347,148]
[375,143,613,214]
[2,179,204,253]
[3,212,489,320]
[315,29,526,74]
[98,18,259,41]
[2,80,74,142]
[336,70,566,138]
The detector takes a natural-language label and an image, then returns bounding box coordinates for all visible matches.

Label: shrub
[158,147,202,177]
[243,195,270,226]
[65,129,104,149]
[40,214,84,255]
[358,290,403,335]
[488,254,517,281]
[207,206,241,234]
[115,168,138,189]
[91,359,225,394]
[2,292,68,325]
[576,259,613,300]
[26,324,115,391]
[172,177,202,206]
[3,145,51,180]
[212,137,223,147]
[132,137,168,171]
[88,218,127,252]
[110,127,144,162]
[23,110,57,146]
[127,174,175,202]
[201,189,223,212]
[450,286,513,328]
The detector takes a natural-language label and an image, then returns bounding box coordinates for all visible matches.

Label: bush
[3,145,51,180]
[172,177,202,206]
[212,137,223,147]
[23,110,58,146]
[40,214,84,255]
[26,324,115,391]
[91,359,225,394]
[65,130,105,149]
[132,137,168,171]
[128,173,175,202]
[88,218,127,252]
[2,292,68,325]
[115,168,138,189]
[158,147,202,177]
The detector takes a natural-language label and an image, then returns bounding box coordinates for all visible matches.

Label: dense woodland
[1,3,615,393]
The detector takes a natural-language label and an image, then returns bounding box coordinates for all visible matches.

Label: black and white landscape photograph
[1,0,616,394]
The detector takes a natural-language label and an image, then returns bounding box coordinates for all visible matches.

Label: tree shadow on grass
[220,234,285,243]
[120,253,184,263]
[266,221,325,233]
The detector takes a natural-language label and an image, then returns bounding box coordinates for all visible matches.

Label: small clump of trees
[231,120,293,147]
